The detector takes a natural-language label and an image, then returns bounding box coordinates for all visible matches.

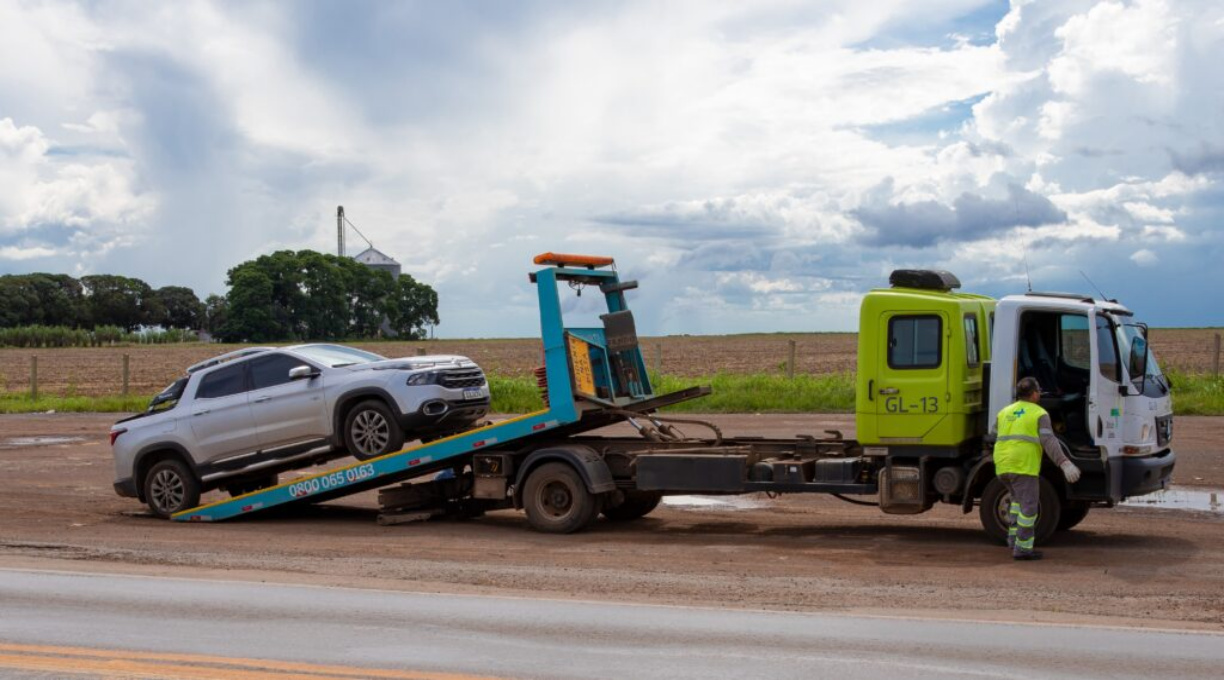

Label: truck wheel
[144,458,201,519]
[345,400,405,461]
[522,462,601,534]
[978,476,1062,546]
[602,490,662,522]
[1057,503,1091,531]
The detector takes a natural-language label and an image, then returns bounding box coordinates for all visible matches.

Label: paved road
[0,569,1220,680]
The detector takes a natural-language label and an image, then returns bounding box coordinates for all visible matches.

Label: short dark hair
[1016,377,1041,398]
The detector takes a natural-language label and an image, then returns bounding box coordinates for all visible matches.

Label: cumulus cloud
[1,0,1222,334]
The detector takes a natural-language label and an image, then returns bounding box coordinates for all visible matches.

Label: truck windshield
[292,344,387,368]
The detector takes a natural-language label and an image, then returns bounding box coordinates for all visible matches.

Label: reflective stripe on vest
[994,401,1047,477]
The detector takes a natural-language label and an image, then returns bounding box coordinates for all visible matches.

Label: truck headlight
[406,372,435,386]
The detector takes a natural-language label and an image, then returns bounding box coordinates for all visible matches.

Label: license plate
[463,389,483,400]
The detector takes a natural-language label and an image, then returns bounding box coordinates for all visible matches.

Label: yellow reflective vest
[994,400,1047,477]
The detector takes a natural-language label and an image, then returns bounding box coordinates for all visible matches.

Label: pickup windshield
[291,344,387,368]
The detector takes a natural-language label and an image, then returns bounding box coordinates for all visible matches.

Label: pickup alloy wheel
[144,458,201,519]
[345,400,405,461]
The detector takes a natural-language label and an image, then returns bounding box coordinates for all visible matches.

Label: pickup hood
[356,355,478,372]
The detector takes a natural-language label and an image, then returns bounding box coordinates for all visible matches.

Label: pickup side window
[888,315,942,369]
[963,314,980,368]
[196,364,248,399]
[250,354,311,390]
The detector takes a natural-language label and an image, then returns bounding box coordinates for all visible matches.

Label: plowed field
[0,328,1216,398]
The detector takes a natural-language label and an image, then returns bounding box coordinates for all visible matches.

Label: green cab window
[888,315,942,369]
[964,315,980,368]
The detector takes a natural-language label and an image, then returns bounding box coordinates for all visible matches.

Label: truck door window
[196,364,248,399]
[250,354,310,390]
[888,315,942,369]
[1096,316,1121,382]
[1058,314,1090,370]
[963,315,980,368]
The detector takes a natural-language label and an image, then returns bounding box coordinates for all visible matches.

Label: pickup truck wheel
[602,490,662,522]
[345,400,405,461]
[1057,503,1091,531]
[144,459,201,519]
[523,462,601,534]
[978,476,1062,546]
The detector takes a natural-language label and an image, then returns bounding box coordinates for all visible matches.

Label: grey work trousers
[998,473,1040,555]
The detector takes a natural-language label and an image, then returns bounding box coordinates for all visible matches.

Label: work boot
[1013,550,1044,561]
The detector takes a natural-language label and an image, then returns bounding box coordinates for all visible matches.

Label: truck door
[189,363,261,463]
[1089,313,1123,447]
[875,311,949,440]
[247,353,329,451]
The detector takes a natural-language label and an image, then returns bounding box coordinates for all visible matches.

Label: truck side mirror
[289,365,319,380]
[1126,325,1149,394]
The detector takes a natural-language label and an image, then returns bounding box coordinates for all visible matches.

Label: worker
[993,377,1082,561]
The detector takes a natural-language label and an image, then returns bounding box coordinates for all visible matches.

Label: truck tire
[144,458,201,519]
[1057,503,1091,531]
[344,400,405,461]
[602,490,662,522]
[978,476,1062,546]
[522,462,602,534]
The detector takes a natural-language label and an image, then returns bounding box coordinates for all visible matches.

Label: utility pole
[337,205,345,257]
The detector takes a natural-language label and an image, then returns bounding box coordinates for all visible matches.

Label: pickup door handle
[253,396,271,404]
[879,388,899,395]
[192,409,211,416]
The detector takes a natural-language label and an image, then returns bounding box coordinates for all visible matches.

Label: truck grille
[1156,415,1172,447]
[439,367,485,389]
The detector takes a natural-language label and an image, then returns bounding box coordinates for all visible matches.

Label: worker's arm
[1039,414,1081,483]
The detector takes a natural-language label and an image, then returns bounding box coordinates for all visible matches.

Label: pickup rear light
[110,429,126,446]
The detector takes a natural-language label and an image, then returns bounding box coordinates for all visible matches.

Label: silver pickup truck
[110,344,490,517]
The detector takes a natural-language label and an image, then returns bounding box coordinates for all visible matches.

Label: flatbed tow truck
[175,253,1175,543]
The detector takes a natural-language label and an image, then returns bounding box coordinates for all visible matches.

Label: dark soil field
[0,328,1217,398]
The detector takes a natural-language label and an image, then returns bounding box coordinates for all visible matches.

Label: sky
[1,0,1222,337]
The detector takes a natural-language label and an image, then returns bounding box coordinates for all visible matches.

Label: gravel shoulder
[0,413,1221,630]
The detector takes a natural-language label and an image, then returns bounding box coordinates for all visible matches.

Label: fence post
[787,340,796,379]
[1214,333,1221,378]
[122,354,130,396]
[30,356,38,401]
[655,343,663,378]
[416,347,427,356]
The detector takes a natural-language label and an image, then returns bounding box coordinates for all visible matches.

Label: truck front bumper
[1119,449,1175,499]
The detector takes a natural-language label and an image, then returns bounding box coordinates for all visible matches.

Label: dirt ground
[0,413,1221,631]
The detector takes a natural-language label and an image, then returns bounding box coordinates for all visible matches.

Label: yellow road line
[0,643,508,680]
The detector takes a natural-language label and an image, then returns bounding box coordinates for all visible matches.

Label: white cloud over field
[1,0,1222,335]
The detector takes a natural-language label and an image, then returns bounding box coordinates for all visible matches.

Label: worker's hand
[1060,461,1082,484]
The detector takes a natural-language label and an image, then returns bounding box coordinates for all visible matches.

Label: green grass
[2,370,1221,416]
[0,392,154,414]
[1165,370,1224,416]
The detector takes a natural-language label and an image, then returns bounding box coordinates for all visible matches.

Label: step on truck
[167,254,1175,543]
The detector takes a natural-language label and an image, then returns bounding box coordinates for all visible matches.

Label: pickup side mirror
[289,365,319,381]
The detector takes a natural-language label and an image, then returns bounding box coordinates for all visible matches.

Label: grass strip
[1,371,1220,416]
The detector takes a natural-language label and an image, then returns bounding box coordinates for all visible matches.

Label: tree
[154,286,205,329]
[80,275,157,332]
[219,266,280,342]
[385,274,439,340]
[203,294,229,334]
[0,274,85,327]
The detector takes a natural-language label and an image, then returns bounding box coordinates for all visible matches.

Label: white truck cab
[988,293,1175,504]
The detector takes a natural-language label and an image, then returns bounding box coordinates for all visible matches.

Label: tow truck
[174,254,1175,543]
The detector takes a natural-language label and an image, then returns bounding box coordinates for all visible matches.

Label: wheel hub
[352,410,390,456]
[151,469,185,512]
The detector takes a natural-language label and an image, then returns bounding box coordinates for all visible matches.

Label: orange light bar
[533,252,615,268]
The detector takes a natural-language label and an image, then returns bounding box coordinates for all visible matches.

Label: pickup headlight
[406,372,437,386]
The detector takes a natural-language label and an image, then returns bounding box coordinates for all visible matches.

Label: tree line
[0,249,439,344]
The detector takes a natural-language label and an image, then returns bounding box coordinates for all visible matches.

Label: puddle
[662,495,766,511]
[1,436,87,448]
[1121,487,1223,514]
